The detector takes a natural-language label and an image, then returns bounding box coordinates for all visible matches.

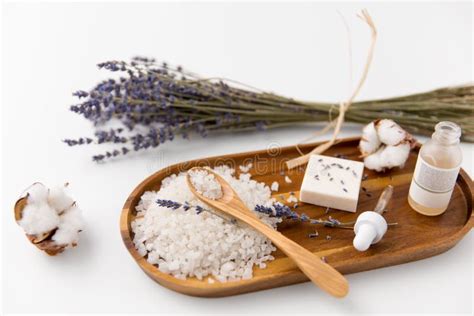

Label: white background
[1,1,473,314]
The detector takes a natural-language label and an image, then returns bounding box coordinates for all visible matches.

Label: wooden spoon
[186,167,349,298]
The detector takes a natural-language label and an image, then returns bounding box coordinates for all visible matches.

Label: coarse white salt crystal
[131,165,280,283]
[287,195,298,203]
[188,169,223,200]
[284,176,292,184]
[239,163,253,173]
[270,181,279,192]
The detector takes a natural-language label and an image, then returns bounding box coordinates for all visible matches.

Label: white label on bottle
[413,157,460,193]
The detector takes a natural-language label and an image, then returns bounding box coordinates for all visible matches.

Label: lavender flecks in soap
[299,154,364,212]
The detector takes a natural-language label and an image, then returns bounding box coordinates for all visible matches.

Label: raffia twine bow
[286,9,377,170]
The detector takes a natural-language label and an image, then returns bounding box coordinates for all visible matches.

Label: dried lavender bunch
[66,57,474,161]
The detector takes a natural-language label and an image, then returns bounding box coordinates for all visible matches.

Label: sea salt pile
[188,169,223,200]
[131,165,281,282]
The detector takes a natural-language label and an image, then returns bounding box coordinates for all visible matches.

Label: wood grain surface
[120,137,473,297]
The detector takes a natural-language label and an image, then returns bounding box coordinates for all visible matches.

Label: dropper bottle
[408,121,463,216]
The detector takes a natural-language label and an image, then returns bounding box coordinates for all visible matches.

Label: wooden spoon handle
[236,210,349,297]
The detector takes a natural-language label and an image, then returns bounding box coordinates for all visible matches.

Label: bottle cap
[353,211,388,252]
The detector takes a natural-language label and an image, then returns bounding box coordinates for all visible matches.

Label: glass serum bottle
[408,122,463,216]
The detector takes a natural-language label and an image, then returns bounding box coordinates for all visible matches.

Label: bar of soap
[299,154,364,212]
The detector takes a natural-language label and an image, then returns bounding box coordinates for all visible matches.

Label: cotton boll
[359,122,381,156]
[26,183,49,205]
[360,119,415,171]
[18,202,60,235]
[16,182,84,255]
[375,119,406,146]
[52,205,84,246]
[48,185,74,213]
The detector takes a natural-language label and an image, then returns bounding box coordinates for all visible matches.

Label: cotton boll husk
[359,121,381,156]
[25,183,49,205]
[18,202,60,235]
[375,119,407,146]
[52,205,84,246]
[48,185,74,212]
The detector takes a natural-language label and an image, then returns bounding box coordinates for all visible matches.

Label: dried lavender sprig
[155,199,359,228]
[156,199,182,210]
[68,58,474,161]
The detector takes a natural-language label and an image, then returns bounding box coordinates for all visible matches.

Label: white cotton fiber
[52,205,84,246]
[363,147,384,172]
[359,122,381,156]
[18,202,60,235]
[380,143,411,169]
[26,183,49,205]
[48,185,74,212]
[132,165,280,282]
[375,119,406,146]
[363,143,411,172]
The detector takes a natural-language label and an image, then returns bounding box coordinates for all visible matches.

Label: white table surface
[1,2,472,314]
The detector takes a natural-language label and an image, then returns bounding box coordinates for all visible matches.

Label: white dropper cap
[353,211,387,251]
[353,185,393,252]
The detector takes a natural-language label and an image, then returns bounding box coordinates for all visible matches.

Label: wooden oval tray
[120,137,473,297]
